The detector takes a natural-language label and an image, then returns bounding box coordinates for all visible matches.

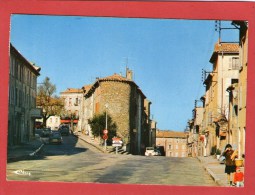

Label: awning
[60,119,79,124]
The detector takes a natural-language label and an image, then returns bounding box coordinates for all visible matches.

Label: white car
[145,147,159,156]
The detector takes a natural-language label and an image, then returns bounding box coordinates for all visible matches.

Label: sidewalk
[7,137,44,162]
[197,155,228,187]
[74,132,130,155]
[74,132,105,153]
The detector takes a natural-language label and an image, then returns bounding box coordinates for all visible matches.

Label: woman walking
[222,144,237,186]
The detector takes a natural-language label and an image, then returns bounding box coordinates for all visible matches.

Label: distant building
[46,115,61,130]
[8,44,41,146]
[60,88,83,131]
[156,130,187,157]
[187,106,204,157]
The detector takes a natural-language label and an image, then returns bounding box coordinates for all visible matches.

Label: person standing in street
[222,144,237,186]
[233,167,244,187]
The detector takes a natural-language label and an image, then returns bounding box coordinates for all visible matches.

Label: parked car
[41,128,52,137]
[59,126,70,136]
[35,129,43,137]
[145,147,159,156]
[154,149,162,156]
[155,146,165,156]
[49,131,62,144]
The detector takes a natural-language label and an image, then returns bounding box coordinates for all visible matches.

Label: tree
[37,77,64,127]
[88,112,117,142]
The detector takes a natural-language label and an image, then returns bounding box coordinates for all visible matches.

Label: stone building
[8,44,41,146]
[156,130,187,157]
[82,69,151,155]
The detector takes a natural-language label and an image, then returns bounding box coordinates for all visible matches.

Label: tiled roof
[99,73,132,82]
[156,130,187,138]
[82,85,92,92]
[210,42,239,63]
[61,88,83,94]
[84,73,144,97]
[213,43,239,53]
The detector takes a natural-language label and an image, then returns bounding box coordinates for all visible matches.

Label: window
[176,145,179,149]
[168,144,172,150]
[229,57,240,70]
[231,79,238,84]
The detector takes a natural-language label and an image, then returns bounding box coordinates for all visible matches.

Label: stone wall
[100,81,133,140]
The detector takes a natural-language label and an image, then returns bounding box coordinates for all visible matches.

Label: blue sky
[10,15,239,131]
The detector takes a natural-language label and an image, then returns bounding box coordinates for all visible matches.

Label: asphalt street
[7,134,218,186]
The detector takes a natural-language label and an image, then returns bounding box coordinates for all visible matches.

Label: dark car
[41,128,52,137]
[35,129,43,137]
[59,126,70,136]
[49,131,62,144]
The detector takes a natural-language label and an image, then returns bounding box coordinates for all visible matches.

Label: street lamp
[105,103,109,151]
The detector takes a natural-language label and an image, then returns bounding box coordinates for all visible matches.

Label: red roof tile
[82,85,92,92]
[99,73,132,82]
[214,43,239,53]
[61,88,83,94]
[156,130,187,138]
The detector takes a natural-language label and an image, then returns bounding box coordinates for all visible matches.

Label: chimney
[126,67,133,80]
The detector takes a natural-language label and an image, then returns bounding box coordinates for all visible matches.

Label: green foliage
[216,149,221,155]
[37,77,64,127]
[88,112,117,140]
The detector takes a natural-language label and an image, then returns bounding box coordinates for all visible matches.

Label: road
[6,135,217,186]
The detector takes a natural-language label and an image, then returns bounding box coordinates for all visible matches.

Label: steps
[107,147,131,155]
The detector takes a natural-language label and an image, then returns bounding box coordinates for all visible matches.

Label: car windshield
[146,147,154,150]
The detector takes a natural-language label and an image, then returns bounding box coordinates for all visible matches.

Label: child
[233,167,244,187]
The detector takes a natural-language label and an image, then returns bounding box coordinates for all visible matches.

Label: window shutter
[229,57,232,69]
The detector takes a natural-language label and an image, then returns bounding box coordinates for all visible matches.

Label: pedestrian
[222,144,237,186]
[233,167,244,187]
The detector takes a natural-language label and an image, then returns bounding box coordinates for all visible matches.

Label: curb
[73,133,106,153]
[74,134,131,155]
[29,143,44,156]
[206,167,221,185]
[7,142,45,163]
[197,157,221,186]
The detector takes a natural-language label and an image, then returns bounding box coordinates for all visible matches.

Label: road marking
[13,170,31,176]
